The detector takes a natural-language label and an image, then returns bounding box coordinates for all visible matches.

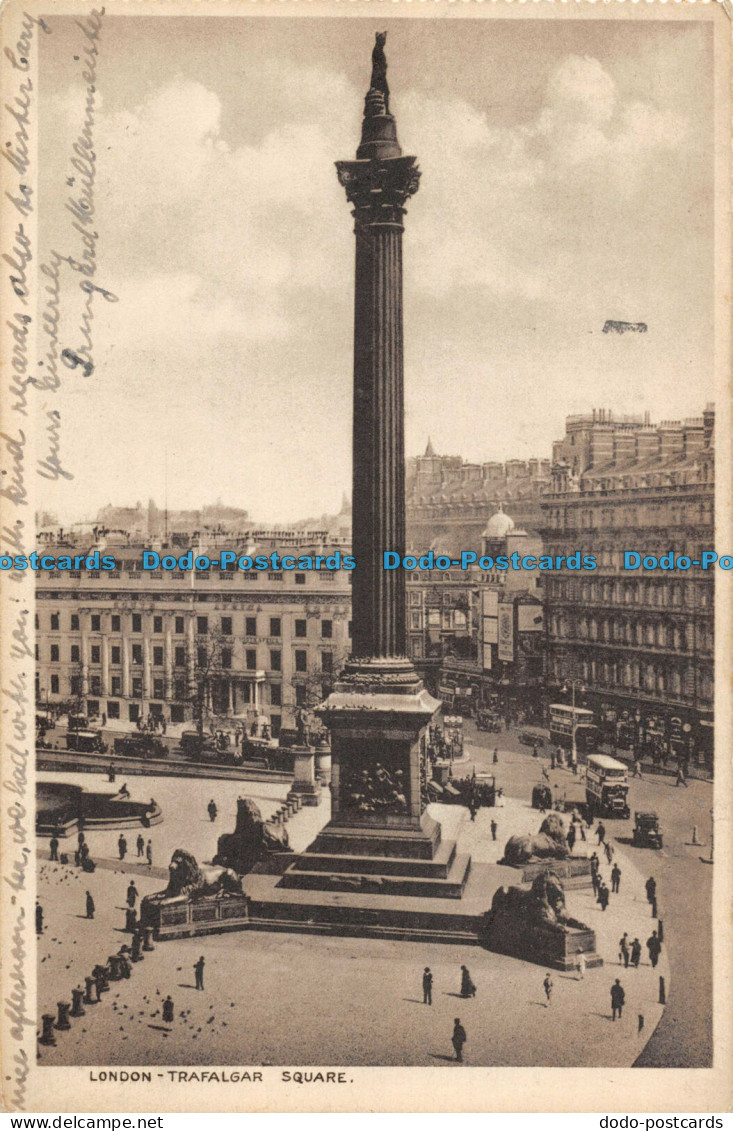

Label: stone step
[288,839,457,879]
[246,915,481,946]
[279,851,472,900]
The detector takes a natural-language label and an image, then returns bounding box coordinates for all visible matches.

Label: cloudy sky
[38,16,714,524]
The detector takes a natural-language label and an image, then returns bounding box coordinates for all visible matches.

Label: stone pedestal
[287,748,321,807]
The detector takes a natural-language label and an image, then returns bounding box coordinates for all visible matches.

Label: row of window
[43,676,327,716]
[549,656,713,701]
[546,578,711,608]
[39,645,335,673]
[40,612,339,638]
[548,616,713,654]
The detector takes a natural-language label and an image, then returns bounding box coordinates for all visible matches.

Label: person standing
[36,901,44,935]
[49,835,59,862]
[422,967,433,1005]
[647,931,662,968]
[146,840,153,867]
[630,938,642,968]
[619,933,630,968]
[86,891,95,920]
[645,876,657,905]
[118,834,127,861]
[576,953,586,981]
[490,819,498,842]
[208,799,217,823]
[596,822,606,845]
[611,979,625,1021]
[136,833,145,858]
[126,881,138,909]
[194,955,205,991]
[567,824,576,853]
[493,748,499,765]
[611,863,622,893]
[543,973,553,1006]
[460,965,476,998]
[598,883,610,912]
[162,996,174,1024]
[451,1019,467,1063]
[468,796,477,823]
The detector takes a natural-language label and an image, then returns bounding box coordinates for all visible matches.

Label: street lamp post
[563,678,582,767]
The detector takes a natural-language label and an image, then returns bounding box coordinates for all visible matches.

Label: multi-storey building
[35,537,352,737]
[406,440,551,557]
[540,407,715,768]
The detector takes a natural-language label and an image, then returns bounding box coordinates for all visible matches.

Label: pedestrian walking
[208,799,217,823]
[490,819,498,842]
[567,824,576,852]
[631,938,642,968]
[460,965,476,998]
[646,931,662,968]
[493,748,499,765]
[194,955,205,990]
[532,744,539,759]
[126,881,138,909]
[118,834,127,861]
[576,954,586,980]
[619,933,629,967]
[633,758,643,778]
[543,973,553,1006]
[36,901,43,935]
[596,822,606,845]
[451,1019,467,1063]
[604,841,614,864]
[146,840,153,867]
[675,766,688,788]
[136,834,145,858]
[611,979,625,1021]
[468,797,477,822]
[550,751,556,770]
[162,996,174,1024]
[86,891,95,920]
[49,835,59,862]
[422,967,433,1005]
[645,876,657,905]
[611,863,621,893]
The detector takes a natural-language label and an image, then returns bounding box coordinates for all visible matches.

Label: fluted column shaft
[352,219,406,660]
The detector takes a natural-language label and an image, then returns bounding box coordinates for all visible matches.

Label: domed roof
[482,502,515,539]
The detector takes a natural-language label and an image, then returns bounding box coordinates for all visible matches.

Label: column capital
[336,155,420,227]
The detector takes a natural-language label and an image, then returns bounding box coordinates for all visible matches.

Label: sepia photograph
[1,0,731,1114]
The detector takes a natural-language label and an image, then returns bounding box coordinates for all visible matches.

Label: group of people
[421,965,477,1006]
[136,713,167,735]
[118,833,153,865]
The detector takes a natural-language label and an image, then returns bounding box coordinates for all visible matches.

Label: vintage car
[518,731,545,749]
[113,734,168,760]
[632,811,663,849]
[65,729,107,754]
[476,710,502,733]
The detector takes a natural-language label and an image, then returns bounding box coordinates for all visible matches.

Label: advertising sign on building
[517,605,544,633]
[497,604,515,663]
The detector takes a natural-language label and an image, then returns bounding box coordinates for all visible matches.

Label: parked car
[519,731,545,749]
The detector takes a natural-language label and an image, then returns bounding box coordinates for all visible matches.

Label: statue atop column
[367,31,390,115]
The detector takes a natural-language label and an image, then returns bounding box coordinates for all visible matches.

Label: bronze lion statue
[213,797,291,876]
[142,849,243,913]
[489,871,589,934]
[502,813,569,866]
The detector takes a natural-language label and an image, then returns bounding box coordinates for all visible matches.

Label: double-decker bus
[549,703,599,754]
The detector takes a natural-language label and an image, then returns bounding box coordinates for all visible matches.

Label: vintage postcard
[1,0,731,1114]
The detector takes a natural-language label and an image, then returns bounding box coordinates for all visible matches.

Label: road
[460,720,713,1068]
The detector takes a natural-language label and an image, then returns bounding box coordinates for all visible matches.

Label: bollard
[108,955,123,980]
[39,1015,57,1046]
[84,976,98,1004]
[659,976,666,1005]
[55,1001,72,1031]
[638,1014,644,1034]
[143,926,155,952]
[70,988,86,1018]
[93,965,110,993]
[657,919,664,944]
[692,825,699,845]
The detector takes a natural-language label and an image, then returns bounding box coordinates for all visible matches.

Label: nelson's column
[277,34,473,913]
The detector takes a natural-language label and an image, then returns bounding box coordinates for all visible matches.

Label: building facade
[35,540,352,737]
[541,407,715,768]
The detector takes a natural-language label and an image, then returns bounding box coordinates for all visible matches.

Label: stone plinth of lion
[142,848,242,911]
[489,871,589,935]
[503,813,569,866]
[213,797,292,876]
